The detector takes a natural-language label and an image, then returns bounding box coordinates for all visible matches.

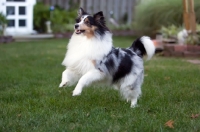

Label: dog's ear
[93,11,104,22]
[77,7,86,17]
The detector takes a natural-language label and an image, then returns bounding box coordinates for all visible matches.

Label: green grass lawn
[0,37,200,132]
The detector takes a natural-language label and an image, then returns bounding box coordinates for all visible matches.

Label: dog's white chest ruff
[62,33,112,75]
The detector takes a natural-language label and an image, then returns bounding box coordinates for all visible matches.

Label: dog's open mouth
[75,30,85,34]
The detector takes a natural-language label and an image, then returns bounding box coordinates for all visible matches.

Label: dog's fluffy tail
[130,36,155,60]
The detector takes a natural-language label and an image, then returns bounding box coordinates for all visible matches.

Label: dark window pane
[6,6,15,15]
[19,19,26,27]
[7,20,15,27]
[19,6,26,15]
[7,0,25,2]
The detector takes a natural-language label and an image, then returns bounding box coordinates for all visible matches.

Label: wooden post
[189,0,196,33]
[183,0,190,30]
[183,0,196,33]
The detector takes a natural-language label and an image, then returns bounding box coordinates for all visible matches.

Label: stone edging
[164,44,200,58]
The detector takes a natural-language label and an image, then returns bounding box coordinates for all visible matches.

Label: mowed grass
[0,36,200,132]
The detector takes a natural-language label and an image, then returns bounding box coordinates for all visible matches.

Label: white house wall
[0,0,36,36]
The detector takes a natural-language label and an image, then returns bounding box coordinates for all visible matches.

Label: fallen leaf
[191,114,200,119]
[86,113,90,117]
[17,114,21,117]
[165,120,174,128]
[164,77,170,80]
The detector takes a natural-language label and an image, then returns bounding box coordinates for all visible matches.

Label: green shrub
[51,9,76,33]
[33,2,76,33]
[134,0,200,35]
[0,12,8,36]
[0,12,7,25]
[33,2,49,33]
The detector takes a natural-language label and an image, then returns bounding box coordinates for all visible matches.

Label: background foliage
[134,0,200,35]
[0,12,8,36]
[33,2,76,33]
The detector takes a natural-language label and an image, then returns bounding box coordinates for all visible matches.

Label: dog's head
[74,8,109,38]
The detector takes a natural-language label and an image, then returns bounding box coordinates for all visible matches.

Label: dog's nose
[74,24,79,29]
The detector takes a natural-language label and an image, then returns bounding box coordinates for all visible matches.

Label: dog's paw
[130,104,138,108]
[72,89,81,96]
[59,82,67,88]
[130,98,138,108]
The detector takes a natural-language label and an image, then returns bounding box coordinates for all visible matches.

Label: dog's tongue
[76,30,81,34]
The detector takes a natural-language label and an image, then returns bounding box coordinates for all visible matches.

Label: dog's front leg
[59,69,78,88]
[72,69,104,96]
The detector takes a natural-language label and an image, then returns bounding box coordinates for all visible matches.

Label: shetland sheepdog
[59,8,155,108]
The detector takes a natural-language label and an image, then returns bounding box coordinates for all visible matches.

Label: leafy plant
[196,24,200,33]
[186,33,200,45]
[159,24,200,45]
[50,8,76,33]
[0,12,8,36]
[0,12,8,25]
[33,2,77,33]
[159,25,182,39]
[33,2,50,33]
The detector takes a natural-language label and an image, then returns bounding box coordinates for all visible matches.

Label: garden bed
[164,44,200,58]
[0,36,14,44]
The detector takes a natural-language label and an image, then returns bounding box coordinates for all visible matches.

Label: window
[7,20,15,27]
[19,19,26,27]
[6,6,15,15]
[19,6,26,15]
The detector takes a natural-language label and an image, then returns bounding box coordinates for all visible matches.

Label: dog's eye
[85,21,90,25]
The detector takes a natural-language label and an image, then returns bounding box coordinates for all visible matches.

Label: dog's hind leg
[72,69,104,96]
[120,85,141,108]
[120,71,143,108]
[130,73,143,108]
[130,88,141,108]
